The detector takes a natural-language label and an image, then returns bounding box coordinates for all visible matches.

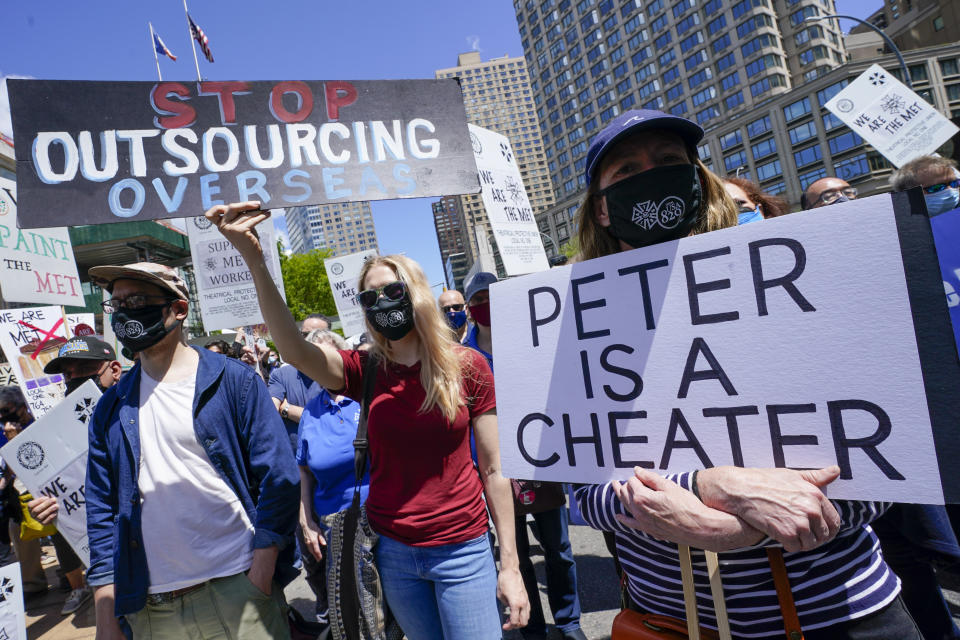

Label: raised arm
[205,201,344,390]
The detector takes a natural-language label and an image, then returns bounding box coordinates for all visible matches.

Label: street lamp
[804,14,912,89]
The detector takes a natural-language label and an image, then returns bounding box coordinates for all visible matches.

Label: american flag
[153,31,177,61]
[188,14,214,63]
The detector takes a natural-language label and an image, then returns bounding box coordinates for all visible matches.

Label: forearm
[93,585,124,637]
[245,257,302,360]
[299,467,316,528]
[483,472,519,570]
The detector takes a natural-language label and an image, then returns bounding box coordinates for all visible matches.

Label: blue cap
[584,109,704,185]
[465,272,498,304]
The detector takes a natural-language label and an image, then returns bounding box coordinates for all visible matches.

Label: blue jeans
[516,506,582,635]
[376,533,502,640]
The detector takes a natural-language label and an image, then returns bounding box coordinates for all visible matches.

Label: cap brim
[591,117,704,183]
[88,266,187,299]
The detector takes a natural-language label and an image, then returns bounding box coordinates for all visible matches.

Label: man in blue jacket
[85,262,299,640]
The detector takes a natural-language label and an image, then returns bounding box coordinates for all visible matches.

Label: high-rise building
[434,52,557,273]
[432,195,468,277]
[514,0,846,246]
[284,201,379,257]
[851,0,959,55]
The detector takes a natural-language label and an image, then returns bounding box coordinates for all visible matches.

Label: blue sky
[0,0,879,293]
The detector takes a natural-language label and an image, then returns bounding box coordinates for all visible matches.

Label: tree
[560,236,580,259]
[278,247,338,321]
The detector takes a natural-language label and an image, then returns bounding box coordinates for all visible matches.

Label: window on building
[745,53,781,77]
[741,33,775,58]
[822,111,843,130]
[697,143,711,160]
[940,58,959,77]
[756,159,782,182]
[666,84,684,101]
[788,120,817,145]
[751,137,777,159]
[724,149,747,172]
[659,48,676,66]
[747,115,771,137]
[685,49,709,71]
[909,64,929,84]
[793,145,822,168]
[643,96,665,110]
[654,31,672,48]
[707,15,727,35]
[635,62,656,82]
[716,51,736,72]
[828,131,863,155]
[712,33,732,54]
[783,97,811,122]
[834,153,871,182]
[689,67,714,88]
[692,85,717,106]
[731,0,764,19]
[704,0,722,15]
[725,91,744,110]
[677,13,700,34]
[696,104,720,125]
[663,65,680,84]
[721,71,740,92]
[947,84,960,102]
[630,45,652,65]
[670,100,689,115]
[736,13,773,39]
[933,16,945,31]
[719,130,743,150]
[790,5,818,25]
[651,13,668,32]
[680,31,705,53]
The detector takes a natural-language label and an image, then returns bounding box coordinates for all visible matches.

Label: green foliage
[278,247,338,321]
[560,237,580,259]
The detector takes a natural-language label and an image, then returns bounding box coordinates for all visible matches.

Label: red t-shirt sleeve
[461,347,496,417]
[337,349,367,403]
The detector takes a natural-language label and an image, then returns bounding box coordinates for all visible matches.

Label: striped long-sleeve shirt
[575,473,899,638]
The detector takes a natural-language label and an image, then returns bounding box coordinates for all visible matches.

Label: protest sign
[0,381,100,567]
[8,79,479,229]
[0,365,16,387]
[0,177,83,306]
[65,312,96,338]
[0,563,27,640]
[186,215,286,331]
[0,306,68,417]
[468,125,548,275]
[825,64,959,168]
[929,206,960,358]
[491,193,960,503]
[324,249,377,337]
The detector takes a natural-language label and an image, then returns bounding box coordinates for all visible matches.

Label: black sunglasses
[356,281,407,310]
[441,304,465,312]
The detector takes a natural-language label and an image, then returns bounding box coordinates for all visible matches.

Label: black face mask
[365,295,415,341]
[598,164,703,249]
[65,373,108,395]
[111,304,176,354]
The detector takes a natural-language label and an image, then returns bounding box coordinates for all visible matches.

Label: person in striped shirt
[570,109,921,639]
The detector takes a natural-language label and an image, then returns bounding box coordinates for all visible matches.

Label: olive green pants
[128,573,290,639]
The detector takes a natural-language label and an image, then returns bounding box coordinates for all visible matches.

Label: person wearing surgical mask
[438,288,468,343]
[801,177,858,210]
[723,177,789,224]
[890,155,960,216]
[572,109,921,639]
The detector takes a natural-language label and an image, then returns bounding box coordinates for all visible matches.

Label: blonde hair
[575,156,738,262]
[358,255,467,422]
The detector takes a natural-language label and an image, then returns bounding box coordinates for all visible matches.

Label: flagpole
[149,22,163,81]
[182,0,202,83]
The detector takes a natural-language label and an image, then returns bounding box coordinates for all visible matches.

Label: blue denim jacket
[85,347,300,616]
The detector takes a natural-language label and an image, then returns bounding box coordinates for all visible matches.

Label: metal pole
[149,23,163,82]
[805,14,912,89]
[182,0,202,83]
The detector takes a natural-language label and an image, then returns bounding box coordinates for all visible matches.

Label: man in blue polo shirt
[269,314,330,453]
[463,272,586,640]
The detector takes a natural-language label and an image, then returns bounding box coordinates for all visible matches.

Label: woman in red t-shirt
[207,203,529,639]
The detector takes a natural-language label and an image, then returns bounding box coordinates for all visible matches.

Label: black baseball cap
[43,336,117,374]
[584,109,704,185]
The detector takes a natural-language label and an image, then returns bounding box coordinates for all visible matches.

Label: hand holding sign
[204,201,271,260]
[27,495,58,526]
[697,465,841,552]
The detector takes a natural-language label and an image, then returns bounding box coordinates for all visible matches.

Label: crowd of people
[0,106,955,640]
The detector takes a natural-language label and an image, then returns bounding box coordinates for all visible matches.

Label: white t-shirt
[138,369,254,592]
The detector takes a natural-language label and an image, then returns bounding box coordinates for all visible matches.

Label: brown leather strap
[766,547,804,640]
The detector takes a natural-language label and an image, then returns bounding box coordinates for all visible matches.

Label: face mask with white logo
[111,304,175,354]
[598,164,703,248]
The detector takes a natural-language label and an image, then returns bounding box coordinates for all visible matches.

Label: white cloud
[0,74,35,140]
[466,35,481,52]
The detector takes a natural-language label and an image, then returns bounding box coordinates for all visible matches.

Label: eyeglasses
[815,187,858,206]
[356,281,406,310]
[101,295,174,314]
[924,179,960,194]
[441,304,465,313]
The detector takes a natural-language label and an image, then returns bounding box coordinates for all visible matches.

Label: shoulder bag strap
[680,546,733,640]
[351,352,379,494]
[767,547,804,640]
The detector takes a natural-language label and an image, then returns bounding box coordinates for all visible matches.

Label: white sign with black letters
[0,380,102,567]
[491,195,944,503]
[825,64,959,168]
[324,249,378,337]
[186,215,286,331]
[0,563,27,640]
[469,125,549,275]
